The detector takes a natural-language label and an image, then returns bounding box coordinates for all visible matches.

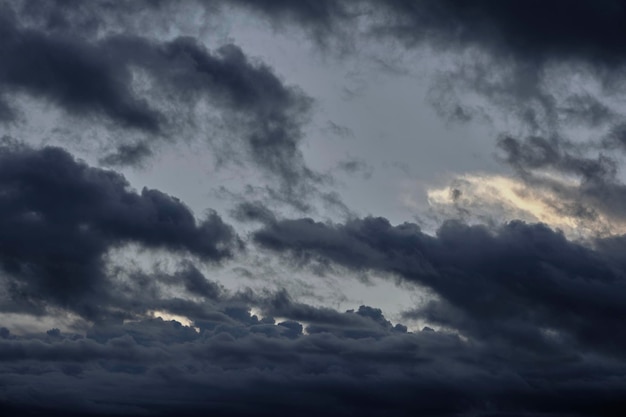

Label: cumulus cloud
[2,288,626,417]
[252,215,626,358]
[0,141,239,320]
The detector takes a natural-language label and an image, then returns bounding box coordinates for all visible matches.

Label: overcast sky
[2,1,626,416]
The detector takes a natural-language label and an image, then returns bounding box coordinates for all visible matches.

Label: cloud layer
[1,1,626,416]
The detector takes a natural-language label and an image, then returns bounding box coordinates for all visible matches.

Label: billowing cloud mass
[253,215,626,354]
[2,1,626,417]
[0,141,239,320]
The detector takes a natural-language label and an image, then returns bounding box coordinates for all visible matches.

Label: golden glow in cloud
[426,173,626,238]
[149,310,199,332]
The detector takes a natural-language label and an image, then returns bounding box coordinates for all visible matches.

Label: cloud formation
[1,280,626,417]
[0,141,238,320]
[253,215,626,358]
[0,3,316,201]
[2,1,626,416]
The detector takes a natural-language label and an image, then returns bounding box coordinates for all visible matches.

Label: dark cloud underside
[1,288,625,417]
[253,215,626,357]
[2,1,626,417]
[0,142,238,319]
[15,0,626,65]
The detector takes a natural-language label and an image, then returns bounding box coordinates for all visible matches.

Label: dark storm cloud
[0,9,162,132]
[381,0,626,181]
[3,197,621,417]
[190,0,626,215]
[21,0,626,128]
[226,0,626,136]
[253,215,626,357]
[365,0,626,237]
[346,0,626,146]
[0,142,238,319]
[3,2,626,416]
[14,0,626,208]
[173,262,223,300]
[117,0,626,68]
[254,289,408,338]
[230,0,349,30]
[1,291,626,417]
[372,1,626,64]
[0,5,315,197]
[15,1,626,93]
[14,0,352,43]
[144,0,626,67]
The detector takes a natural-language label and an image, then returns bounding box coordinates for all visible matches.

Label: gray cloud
[3,2,626,416]
[372,1,626,63]
[0,4,317,202]
[253,215,626,358]
[0,254,478,417]
[1,289,626,417]
[0,10,162,132]
[0,141,239,320]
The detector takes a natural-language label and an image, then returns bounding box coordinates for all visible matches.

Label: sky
[1,1,626,416]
